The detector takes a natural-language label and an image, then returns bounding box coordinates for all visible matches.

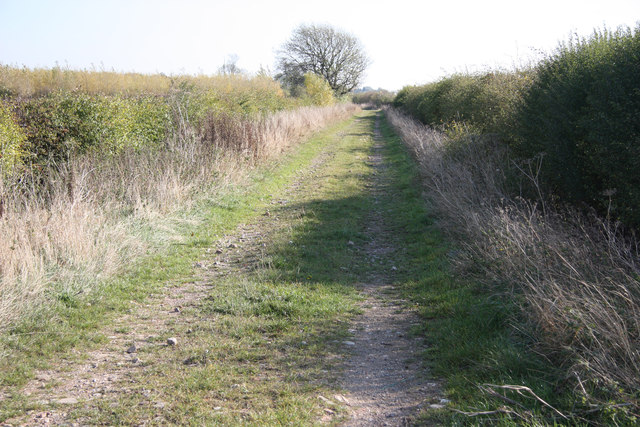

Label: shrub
[393,72,531,134]
[512,26,640,227]
[0,102,28,173]
[302,73,335,106]
[11,92,169,164]
[387,108,640,423]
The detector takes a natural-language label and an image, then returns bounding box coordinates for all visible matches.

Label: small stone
[333,394,350,405]
[131,357,140,364]
[439,398,451,404]
[126,344,137,354]
[167,337,178,346]
[55,397,78,405]
[213,406,222,411]
[342,341,356,346]
[347,240,355,246]
[215,249,223,254]
[323,408,335,415]
[429,403,445,409]
[391,266,398,271]
[318,395,335,405]
[172,307,181,313]
[301,341,307,345]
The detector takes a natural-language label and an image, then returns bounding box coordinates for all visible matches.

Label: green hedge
[0,102,27,173]
[10,92,169,164]
[512,27,640,227]
[0,73,295,172]
[394,25,640,229]
[393,72,531,134]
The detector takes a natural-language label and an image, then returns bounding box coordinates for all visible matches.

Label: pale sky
[0,0,638,91]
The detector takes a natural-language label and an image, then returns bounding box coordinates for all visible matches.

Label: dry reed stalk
[386,107,640,411]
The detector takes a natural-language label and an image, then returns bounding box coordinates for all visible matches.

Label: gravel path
[340,114,443,426]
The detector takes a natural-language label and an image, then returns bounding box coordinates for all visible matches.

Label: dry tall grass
[0,104,358,331]
[0,64,283,97]
[386,108,640,415]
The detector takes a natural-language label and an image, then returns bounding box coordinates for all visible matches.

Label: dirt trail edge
[339,113,443,426]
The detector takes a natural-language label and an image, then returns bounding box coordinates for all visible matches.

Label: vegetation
[0,102,27,173]
[0,64,358,337]
[0,66,303,171]
[351,89,395,107]
[387,107,640,425]
[393,25,640,230]
[388,25,640,424]
[392,71,532,135]
[302,72,335,106]
[512,27,640,229]
[276,24,370,96]
[0,114,365,425]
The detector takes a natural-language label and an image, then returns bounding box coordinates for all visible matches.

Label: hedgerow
[512,26,640,227]
[394,25,640,229]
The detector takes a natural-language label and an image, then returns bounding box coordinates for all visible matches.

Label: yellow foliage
[303,73,334,106]
[0,103,27,174]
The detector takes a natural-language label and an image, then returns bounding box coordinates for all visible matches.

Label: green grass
[2,109,599,425]
[0,116,354,406]
[0,112,382,425]
[375,112,570,425]
[61,113,378,425]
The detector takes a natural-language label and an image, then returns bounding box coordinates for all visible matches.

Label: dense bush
[302,73,334,106]
[0,67,310,173]
[394,25,640,229]
[393,72,531,134]
[512,26,640,227]
[351,89,395,107]
[9,92,169,164]
[0,102,27,173]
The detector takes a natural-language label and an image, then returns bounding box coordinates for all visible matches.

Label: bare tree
[276,24,370,96]
[218,54,244,75]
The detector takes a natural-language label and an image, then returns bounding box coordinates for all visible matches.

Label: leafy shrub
[512,26,640,227]
[11,92,169,164]
[393,72,531,134]
[0,102,28,173]
[395,26,640,230]
[301,73,334,106]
